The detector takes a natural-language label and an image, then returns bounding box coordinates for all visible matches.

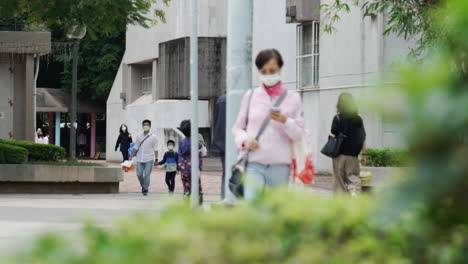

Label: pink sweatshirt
[232,84,305,165]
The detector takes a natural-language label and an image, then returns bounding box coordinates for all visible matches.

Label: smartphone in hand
[270,106,281,113]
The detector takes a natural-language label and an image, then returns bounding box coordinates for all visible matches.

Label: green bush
[0,139,65,161]
[6,190,467,263]
[365,148,408,167]
[0,143,28,164]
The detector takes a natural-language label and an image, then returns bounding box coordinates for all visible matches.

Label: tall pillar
[25,55,36,142]
[90,113,96,158]
[55,112,61,146]
[225,0,254,202]
[48,112,54,144]
[190,0,200,207]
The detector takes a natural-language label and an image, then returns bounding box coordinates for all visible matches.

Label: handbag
[229,89,289,198]
[320,115,347,158]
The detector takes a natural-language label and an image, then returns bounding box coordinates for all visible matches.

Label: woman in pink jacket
[232,49,305,200]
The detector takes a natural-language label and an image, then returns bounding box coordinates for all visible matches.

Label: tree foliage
[0,0,170,36]
[56,30,126,103]
[0,0,171,102]
[321,0,441,56]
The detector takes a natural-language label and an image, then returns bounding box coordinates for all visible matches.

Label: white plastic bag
[291,130,316,185]
[121,159,134,168]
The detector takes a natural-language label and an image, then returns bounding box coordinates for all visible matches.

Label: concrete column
[24,55,36,142]
[55,112,61,146]
[48,112,54,144]
[190,0,200,207]
[90,113,96,158]
[152,60,159,102]
[225,0,253,202]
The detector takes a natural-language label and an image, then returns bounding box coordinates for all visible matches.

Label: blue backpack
[128,142,136,157]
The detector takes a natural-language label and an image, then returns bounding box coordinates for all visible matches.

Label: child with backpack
[158,140,179,194]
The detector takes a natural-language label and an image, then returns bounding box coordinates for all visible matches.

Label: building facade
[106,0,410,171]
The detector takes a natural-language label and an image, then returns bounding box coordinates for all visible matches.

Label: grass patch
[27,161,104,167]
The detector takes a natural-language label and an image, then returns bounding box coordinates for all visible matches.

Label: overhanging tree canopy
[0,0,170,36]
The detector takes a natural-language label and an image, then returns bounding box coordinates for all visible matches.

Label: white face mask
[143,126,150,132]
[259,73,281,87]
[122,127,127,132]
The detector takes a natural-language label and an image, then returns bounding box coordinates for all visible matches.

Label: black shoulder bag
[320,115,347,158]
[229,89,288,198]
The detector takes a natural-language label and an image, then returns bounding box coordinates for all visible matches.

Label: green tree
[321,0,441,57]
[0,0,171,102]
[56,30,126,103]
[0,0,170,36]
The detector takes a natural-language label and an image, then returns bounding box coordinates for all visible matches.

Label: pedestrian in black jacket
[115,124,133,167]
[330,93,366,194]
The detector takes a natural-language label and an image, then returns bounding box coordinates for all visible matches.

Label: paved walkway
[0,160,334,256]
[0,193,220,255]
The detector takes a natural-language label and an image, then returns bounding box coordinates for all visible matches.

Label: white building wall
[252,0,297,90]
[106,0,227,161]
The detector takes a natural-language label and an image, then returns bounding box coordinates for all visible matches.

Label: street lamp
[66,24,86,161]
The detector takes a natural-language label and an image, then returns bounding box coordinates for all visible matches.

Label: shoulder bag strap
[254,90,288,141]
[241,89,289,161]
[139,134,151,149]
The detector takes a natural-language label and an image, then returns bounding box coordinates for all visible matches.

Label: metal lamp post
[225,0,253,201]
[190,0,200,208]
[66,24,86,161]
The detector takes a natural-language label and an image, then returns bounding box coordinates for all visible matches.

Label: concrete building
[106,0,410,172]
[0,31,51,142]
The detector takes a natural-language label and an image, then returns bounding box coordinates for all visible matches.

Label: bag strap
[254,89,288,140]
[138,134,151,149]
[241,89,288,161]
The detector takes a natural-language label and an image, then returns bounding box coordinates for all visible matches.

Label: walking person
[129,120,159,196]
[329,93,367,195]
[115,124,133,171]
[212,94,227,199]
[115,125,133,160]
[177,120,203,204]
[158,140,179,195]
[232,49,305,201]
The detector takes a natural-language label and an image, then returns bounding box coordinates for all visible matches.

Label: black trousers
[121,150,129,162]
[220,152,226,199]
[165,171,177,192]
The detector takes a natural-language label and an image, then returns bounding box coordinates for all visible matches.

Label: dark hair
[142,119,151,126]
[167,140,175,145]
[337,93,358,115]
[255,49,284,70]
[179,119,191,138]
[119,124,129,134]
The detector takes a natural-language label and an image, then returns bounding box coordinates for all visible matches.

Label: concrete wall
[0,55,36,141]
[107,0,227,161]
[252,0,298,90]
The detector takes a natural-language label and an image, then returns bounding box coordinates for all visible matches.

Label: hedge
[5,190,466,263]
[0,139,65,161]
[0,143,28,164]
[365,148,408,167]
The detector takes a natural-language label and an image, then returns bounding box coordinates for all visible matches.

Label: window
[140,64,152,95]
[132,63,153,96]
[297,21,319,89]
